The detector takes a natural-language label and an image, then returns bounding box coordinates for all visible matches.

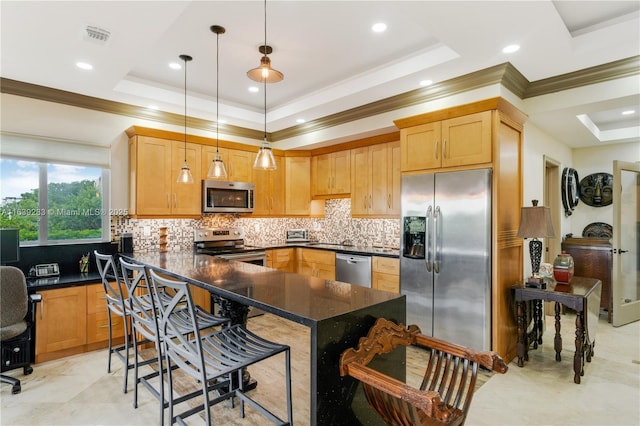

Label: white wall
[571,141,640,236]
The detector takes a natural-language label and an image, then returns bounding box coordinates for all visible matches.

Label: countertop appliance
[194,227,266,265]
[336,253,372,287]
[202,180,255,214]
[401,169,491,351]
[286,229,309,243]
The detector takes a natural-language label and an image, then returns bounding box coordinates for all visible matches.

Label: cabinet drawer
[372,256,399,275]
[372,272,399,293]
[87,312,126,344]
[87,282,128,314]
[299,248,335,265]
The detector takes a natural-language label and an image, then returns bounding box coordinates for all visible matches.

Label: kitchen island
[122,250,406,426]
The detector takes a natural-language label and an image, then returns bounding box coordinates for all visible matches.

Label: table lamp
[517,200,555,287]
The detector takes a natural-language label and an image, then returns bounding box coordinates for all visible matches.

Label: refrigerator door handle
[434,205,442,273]
[426,205,433,272]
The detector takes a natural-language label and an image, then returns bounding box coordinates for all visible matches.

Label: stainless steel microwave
[202,180,254,214]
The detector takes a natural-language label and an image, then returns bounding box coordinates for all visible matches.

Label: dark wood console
[561,237,612,322]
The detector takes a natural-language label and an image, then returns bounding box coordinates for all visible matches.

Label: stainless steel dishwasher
[336,253,372,287]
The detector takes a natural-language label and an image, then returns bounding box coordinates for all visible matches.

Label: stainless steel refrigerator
[401,168,491,351]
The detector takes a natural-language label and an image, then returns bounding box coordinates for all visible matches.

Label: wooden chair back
[340,318,508,426]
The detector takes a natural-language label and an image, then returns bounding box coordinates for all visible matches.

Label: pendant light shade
[247,45,284,83]
[207,25,228,179]
[176,54,194,184]
[254,141,277,170]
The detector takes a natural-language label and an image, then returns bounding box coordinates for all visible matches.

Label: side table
[512,277,601,384]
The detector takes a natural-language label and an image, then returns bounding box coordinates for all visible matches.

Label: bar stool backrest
[94,251,127,317]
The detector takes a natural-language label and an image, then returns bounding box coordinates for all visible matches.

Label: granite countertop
[26,271,102,291]
[249,242,400,258]
[122,251,402,326]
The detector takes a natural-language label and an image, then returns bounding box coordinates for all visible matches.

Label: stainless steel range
[194,227,266,266]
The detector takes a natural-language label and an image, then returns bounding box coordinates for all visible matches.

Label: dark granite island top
[122,250,406,426]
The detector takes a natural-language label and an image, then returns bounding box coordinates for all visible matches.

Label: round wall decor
[582,222,612,238]
[561,167,579,216]
[579,172,613,207]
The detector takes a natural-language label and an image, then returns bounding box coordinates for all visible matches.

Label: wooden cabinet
[400,111,491,172]
[201,146,254,183]
[561,237,613,322]
[86,283,125,346]
[395,97,527,363]
[311,150,351,198]
[266,248,296,272]
[252,156,285,216]
[351,141,400,217]
[128,135,202,216]
[35,286,87,363]
[372,256,400,293]
[297,248,335,280]
[285,156,312,215]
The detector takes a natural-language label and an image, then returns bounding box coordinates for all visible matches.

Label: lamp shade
[516,203,555,239]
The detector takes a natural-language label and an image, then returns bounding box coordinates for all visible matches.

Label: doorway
[544,156,561,263]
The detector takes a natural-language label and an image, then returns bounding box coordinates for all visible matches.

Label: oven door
[215,251,266,266]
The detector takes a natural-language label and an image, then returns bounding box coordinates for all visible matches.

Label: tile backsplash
[112,199,400,252]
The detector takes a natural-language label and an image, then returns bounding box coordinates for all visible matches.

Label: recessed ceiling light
[248,86,259,93]
[296,118,306,124]
[502,44,520,54]
[147,105,159,110]
[419,80,433,87]
[169,62,182,70]
[622,110,636,115]
[371,22,387,33]
[76,62,93,70]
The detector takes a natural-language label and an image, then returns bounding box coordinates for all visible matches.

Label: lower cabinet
[297,248,336,280]
[35,283,127,363]
[372,256,400,293]
[266,248,296,272]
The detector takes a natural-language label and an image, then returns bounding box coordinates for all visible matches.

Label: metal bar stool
[120,259,230,425]
[149,269,293,426]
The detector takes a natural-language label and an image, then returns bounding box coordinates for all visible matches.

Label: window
[0,158,110,244]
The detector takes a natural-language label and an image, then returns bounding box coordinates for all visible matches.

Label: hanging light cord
[216,32,220,154]
[183,56,188,162]
[263,0,267,142]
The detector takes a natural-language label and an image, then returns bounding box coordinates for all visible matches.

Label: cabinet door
[171,140,202,215]
[372,272,399,293]
[441,111,492,167]
[387,141,401,215]
[252,163,271,216]
[271,248,295,272]
[134,136,172,215]
[400,122,441,172]
[351,147,370,216]
[270,156,286,215]
[285,156,311,215]
[312,153,333,197]
[227,149,253,182]
[369,144,389,215]
[332,150,351,194]
[36,287,87,357]
[86,283,126,345]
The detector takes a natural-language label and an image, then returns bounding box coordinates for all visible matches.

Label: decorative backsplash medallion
[112,199,400,252]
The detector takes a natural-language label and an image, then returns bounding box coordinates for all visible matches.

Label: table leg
[516,301,526,367]
[535,300,543,346]
[554,302,562,362]
[574,311,584,384]
[215,296,256,390]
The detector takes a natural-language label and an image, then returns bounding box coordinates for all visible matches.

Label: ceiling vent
[84,25,110,44]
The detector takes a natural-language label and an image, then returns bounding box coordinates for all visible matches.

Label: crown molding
[2,56,637,143]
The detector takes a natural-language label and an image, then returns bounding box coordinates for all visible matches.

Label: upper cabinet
[311,150,351,198]
[128,135,201,217]
[400,111,491,172]
[252,155,285,216]
[351,141,400,217]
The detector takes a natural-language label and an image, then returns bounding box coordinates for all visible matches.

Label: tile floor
[1,311,639,425]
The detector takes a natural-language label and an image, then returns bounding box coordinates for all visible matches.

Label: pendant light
[246,0,283,84]
[253,78,277,170]
[252,0,278,170]
[176,54,194,184]
[206,25,228,179]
